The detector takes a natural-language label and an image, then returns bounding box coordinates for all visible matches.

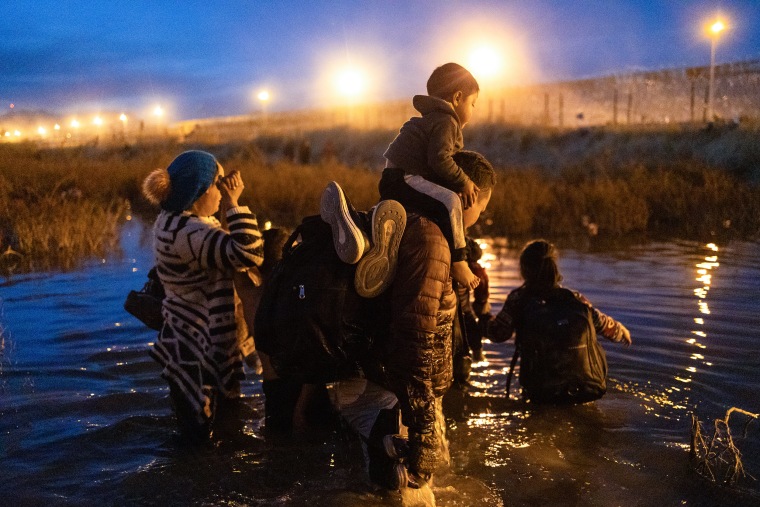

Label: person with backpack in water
[280,150,494,491]
[489,239,632,404]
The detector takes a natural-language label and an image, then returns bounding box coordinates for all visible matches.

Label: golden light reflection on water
[615,380,688,414]
[676,243,720,390]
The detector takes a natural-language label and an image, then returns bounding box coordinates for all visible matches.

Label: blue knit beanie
[161,150,219,212]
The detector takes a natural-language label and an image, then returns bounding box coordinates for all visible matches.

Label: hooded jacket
[383,95,470,192]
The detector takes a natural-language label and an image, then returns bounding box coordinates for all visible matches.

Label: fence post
[690,81,696,123]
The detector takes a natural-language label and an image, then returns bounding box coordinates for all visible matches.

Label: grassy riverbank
[1,123,758,274]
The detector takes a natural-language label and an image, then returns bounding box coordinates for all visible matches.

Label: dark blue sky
[3,1,759,121]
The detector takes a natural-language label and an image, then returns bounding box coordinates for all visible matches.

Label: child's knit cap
[162,150,219,212]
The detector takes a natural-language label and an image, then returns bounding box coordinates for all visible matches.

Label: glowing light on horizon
[54,124,60,130]
[71,119,80,128]
[153,105,164,117]
[37,126,46,135]
[468,45,503,81]
[92,116,103,126]
[335,68,365,98]
[431,17,533,87]
[119,113,127,122]
[257,90,270,102]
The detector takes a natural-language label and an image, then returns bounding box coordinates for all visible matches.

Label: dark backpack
[506,288,607,404]
[254,215,389,383]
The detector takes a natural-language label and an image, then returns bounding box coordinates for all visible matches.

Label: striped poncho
[149,206,264,424]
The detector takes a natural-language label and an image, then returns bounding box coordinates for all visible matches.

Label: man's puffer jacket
[380,214,456,438]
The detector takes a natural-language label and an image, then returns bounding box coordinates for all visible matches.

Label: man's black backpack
[506,287,607,404]
[254,215,389,383]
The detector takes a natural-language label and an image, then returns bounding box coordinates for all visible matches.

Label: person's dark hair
[452,150,496,191]
[519,239,562,292]
[427,63,479,100]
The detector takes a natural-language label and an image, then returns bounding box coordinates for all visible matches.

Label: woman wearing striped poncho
[142,150,264,440]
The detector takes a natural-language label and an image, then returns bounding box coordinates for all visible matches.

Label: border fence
[3,60,759,148]
[176,59,760,143]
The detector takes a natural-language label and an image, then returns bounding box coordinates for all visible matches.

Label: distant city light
[153,105,164,117]
[54,124,61,130]
[3,132,9,137]
[119,113,127,122]
[14,130,21,137]
[37,126,46,135]
[711,20,725,35]
[92,116,103,126]
[71,119,80,128]
[257,90,270,102]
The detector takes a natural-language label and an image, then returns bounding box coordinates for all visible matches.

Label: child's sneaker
[354,200,406,298]
[320,181,366,264]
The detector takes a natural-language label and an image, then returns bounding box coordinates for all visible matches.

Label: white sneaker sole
[320,181,365,265]
[355,200,406,298]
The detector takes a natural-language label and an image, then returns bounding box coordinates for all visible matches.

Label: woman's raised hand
[220,170,244,208]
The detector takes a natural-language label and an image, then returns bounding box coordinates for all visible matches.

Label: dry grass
[690,407,759,485]
[0,179,127,275]
[1,123,758,274]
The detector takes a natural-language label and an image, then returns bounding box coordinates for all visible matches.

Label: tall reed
[1,123,758,275]
[0,174,126,275]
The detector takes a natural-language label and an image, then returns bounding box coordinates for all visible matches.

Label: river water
[1,220,759,506]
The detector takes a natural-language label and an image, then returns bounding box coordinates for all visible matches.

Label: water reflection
[3,230,760,505]
[677,243,720,386]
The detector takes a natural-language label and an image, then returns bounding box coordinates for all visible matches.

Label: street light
[707,19,726,122]
[468,45,503,82]
[335,68,365,99]
[257,89,270,115]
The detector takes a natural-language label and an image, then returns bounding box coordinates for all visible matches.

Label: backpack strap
[281,224,304,258]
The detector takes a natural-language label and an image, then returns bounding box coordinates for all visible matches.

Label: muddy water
[1,221,759,506]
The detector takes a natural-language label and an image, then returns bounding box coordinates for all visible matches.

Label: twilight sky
[3,1,759,121]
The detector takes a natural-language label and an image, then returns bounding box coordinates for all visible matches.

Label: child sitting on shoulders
[320,63,482,299]
[379,62,481,292]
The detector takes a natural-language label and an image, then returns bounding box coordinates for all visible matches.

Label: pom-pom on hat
[159,150,219,212]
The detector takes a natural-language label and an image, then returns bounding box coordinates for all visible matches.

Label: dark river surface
[1,220,759,506]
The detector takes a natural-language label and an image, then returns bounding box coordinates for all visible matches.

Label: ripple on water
[1,234,759,504]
